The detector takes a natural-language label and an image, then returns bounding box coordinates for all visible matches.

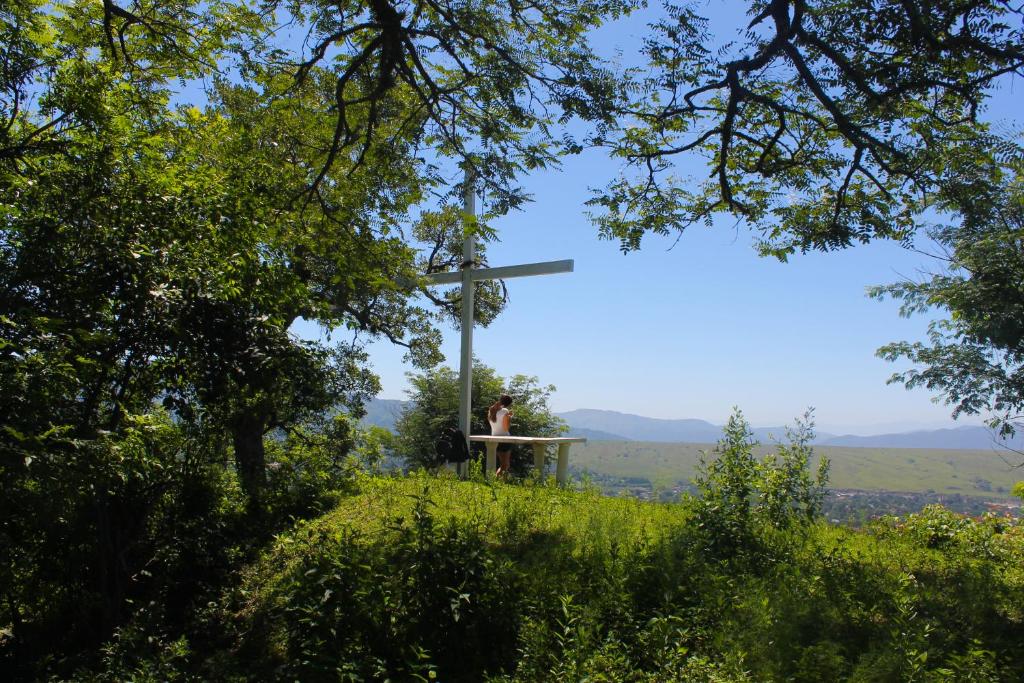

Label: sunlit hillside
[209,474,1024,681]
[572,442,1022,498]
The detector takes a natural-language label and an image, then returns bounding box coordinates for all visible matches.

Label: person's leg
[497,446,511,476]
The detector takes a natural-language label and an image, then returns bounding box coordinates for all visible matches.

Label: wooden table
[468,435,587,484]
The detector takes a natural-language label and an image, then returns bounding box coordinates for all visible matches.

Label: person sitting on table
[487,394,513,476]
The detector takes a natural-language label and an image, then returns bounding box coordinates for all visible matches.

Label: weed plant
[208,473,1022,681]
[72,412,1024,681]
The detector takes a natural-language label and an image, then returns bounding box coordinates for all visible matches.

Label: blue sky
[296,2,1021,435]
[346,151,977,435]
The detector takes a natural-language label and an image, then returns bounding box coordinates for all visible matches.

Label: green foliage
[82,618,193,683]
[693,409,829,557]
[3,1,1023,679]
[589,0,1023,257]
[219,474,692,681]
[0,3,440,673]
[195,475,1024,682]
[872,162,1024,443]
[228,485,524,681]
[693,411,760,551]
[262,414,363,521]
[0,409,248,677]
[394,359,566,471]
[758,413,831,529]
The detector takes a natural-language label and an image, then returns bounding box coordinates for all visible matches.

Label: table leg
[532,443,547,479]
[485,441,498,479]
[556,443,571,485]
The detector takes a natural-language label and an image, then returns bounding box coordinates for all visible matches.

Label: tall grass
[205,471,1023,682]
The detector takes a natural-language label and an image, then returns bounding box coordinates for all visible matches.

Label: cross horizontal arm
[424,259,574,285]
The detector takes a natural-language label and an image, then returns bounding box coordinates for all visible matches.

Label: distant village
[575,468,1022,527]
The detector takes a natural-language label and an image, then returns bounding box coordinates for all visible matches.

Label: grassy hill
[573,441,1021,498]
[203,474,1024,682]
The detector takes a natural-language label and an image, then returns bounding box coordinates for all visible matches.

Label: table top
[468,435,587,444]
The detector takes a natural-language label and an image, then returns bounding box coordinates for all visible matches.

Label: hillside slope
[209,475,1024,682]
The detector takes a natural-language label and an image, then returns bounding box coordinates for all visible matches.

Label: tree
[870,151,1024,446]
[591,0,1023,258]
[57,0,634,217]
[24,1,1022,262]
[1,1,467,672]
[394,360,566,472]
[5,0,613,657]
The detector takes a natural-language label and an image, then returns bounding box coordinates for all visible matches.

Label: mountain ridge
[360,399,1021,450]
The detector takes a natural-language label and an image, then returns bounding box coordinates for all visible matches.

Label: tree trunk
[93,495,126,635]
[231,412,267,504]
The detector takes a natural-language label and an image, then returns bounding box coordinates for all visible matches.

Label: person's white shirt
[489,407,510,436]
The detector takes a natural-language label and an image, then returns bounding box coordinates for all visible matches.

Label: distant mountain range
[361,398,407,430]
[557,409,729,443]
[563,426,632,441]
[819,427,1023,450]
[360,399,1024,451]
[558,408,1024,451]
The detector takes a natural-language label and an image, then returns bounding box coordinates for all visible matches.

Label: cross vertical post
[423,174,575,478]
[457,168,475,477]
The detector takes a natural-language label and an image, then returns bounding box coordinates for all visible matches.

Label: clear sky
[292,2,1020,436]
[346,152,980,436]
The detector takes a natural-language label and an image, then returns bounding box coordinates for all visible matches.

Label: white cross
[424,169,574,474]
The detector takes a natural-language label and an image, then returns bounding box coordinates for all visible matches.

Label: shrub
[394,361,565,473]
[71,470,1024,681]
[693,409,829,559]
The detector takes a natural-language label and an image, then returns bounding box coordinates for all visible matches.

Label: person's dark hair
[488,394,513,422]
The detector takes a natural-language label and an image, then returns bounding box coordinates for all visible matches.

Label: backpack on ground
[435,426,471,464]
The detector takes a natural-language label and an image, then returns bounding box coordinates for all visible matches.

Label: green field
[573,441,1021,498]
